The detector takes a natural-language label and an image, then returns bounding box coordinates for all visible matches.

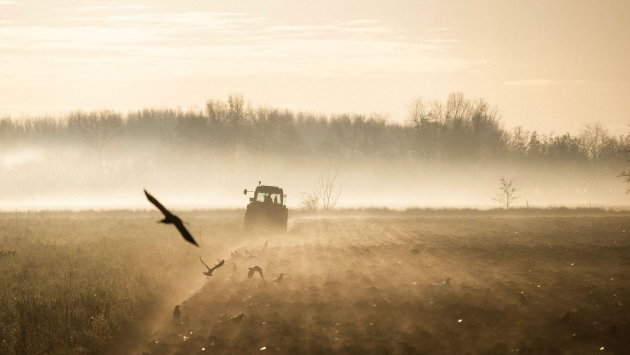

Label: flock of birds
[144,189,285,323]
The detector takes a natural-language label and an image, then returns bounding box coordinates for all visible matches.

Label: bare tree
[407,97,442,160]
[67,110,123,154]
[360,113,387,159]
[492,178,519,209]
[444,92,471,123]
[299,191,319,211]
[507,126,530,156]
[331,114,363,159]
[389,123,413,158]
[174,109,210,148]
[205,98,228,136]
[252,107,281,152]
[314,170,342,210]
[205,94,250,152]
[618,165,630,194]
[580,122,610,165]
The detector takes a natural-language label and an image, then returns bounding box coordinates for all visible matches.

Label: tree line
[1,93,628,170]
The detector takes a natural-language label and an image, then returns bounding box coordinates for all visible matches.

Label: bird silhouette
[230,313,246,323]
[173,305,181,320]
[240,254,261,264]
[144,190,198,247]
[444,278,451,286]
[231,250,244,260]
[200,257,224,277]
[247,266,264,280]
[263,241,268,249]
[232,263,238,273]
[272,273,285,283]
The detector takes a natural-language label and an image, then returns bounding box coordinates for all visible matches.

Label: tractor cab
[251,186,284,205]
[243,182,288,232]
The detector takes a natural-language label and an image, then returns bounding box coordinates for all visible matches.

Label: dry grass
[2,212,630,354]
[147,216,630,354]
[0,211,245,355]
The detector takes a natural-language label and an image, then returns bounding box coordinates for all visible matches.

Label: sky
[1,0,629,134]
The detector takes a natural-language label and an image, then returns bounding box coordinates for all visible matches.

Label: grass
[149,215,630,354]
[1,211,630,354]
[0,211,246,355]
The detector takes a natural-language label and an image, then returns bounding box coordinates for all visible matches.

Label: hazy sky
[1,0,629,133]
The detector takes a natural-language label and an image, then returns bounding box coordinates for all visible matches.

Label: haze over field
[2,212,629,354]
[1,93,630,210]
[2,2,630,355]
[2,1,630,210]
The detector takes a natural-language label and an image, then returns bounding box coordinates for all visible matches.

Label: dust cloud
[138,216,630,354]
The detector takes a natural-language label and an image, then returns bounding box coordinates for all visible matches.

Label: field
[1,211,630,354]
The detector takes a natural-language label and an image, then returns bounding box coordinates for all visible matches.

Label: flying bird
[240,254,261,264]
[232,263,238,273]
[200,257,224,277]
[263,241,268,249]
[173,305,181,320]
[247,266,264,280]
[144,189,198,247]
[272,273,285,283]
[444,278,451,286]
[231,251,244,260]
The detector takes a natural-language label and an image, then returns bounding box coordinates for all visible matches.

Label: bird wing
[247,269,254,279]
[174,220,199,247]
[144,190,171,217]
[199,256,211,271]
[211,260,225,271]
[257,268,264,279]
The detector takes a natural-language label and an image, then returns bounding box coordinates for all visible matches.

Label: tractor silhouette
[243,182,288,232]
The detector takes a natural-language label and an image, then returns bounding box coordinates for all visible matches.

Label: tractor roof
[256,185,283,194]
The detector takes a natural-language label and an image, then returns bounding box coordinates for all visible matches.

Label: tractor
[243,182,288,232]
